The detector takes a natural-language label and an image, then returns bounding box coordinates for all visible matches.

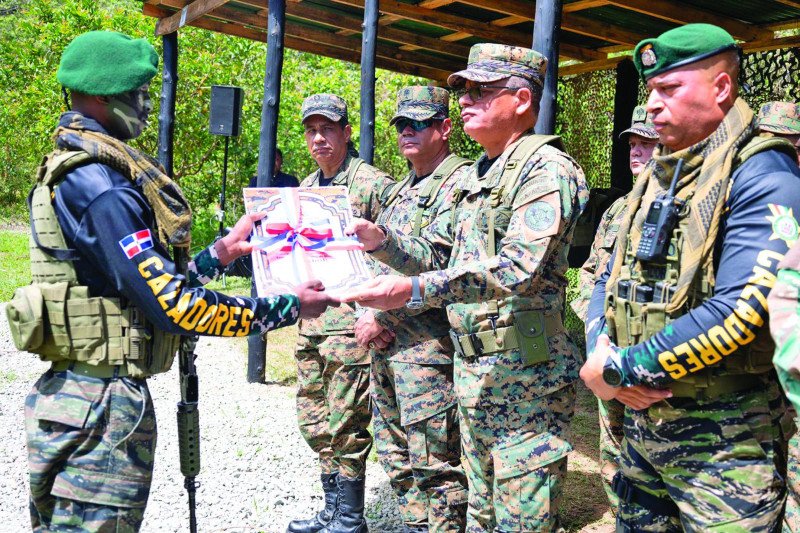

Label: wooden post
[158,32,177,176]
[248,0,287,384]
[532,0,562,135]
[610,58,639,193]
[359,0,379,164]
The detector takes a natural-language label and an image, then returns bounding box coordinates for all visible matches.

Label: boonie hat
[302,93,348,123]
[447,43,547,89]
[633,23,739,81]
[57,31,159,96]
[389,86,449,126]
[619,105,658,140]
[758,101,800,135]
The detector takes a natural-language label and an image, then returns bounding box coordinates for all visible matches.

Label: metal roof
[140,0,800,81]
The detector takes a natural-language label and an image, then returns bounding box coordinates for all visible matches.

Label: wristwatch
[602,355,623,387]
[406,276,423,309]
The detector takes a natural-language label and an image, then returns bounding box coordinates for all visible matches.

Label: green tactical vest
[605,137,796,396]
[381,153,472,237]
[5,150,181,379]
[448,134,568,365]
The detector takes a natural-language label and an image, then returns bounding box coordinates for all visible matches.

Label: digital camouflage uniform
[765,102,800,533]
[372,44,589,532]
[18,31,301,533]
[370,86,470,531]
[585,25,800,532]
[295,94,395,481]
[570,105,657,512]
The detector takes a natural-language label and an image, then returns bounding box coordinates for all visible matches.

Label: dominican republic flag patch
[119,229,154,259]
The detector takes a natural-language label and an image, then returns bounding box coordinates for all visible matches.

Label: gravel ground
[0,303,402,532]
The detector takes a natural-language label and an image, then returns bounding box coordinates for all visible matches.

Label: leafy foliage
[0,0,481,251]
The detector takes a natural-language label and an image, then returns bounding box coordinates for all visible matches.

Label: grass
[0,229,30,301]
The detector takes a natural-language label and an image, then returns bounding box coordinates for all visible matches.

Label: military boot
[322,476,368,533]
[287,473,339,533]
[402,524,429,533]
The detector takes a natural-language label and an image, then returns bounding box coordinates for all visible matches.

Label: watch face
[602,365,623,387]
[406,300,424,310]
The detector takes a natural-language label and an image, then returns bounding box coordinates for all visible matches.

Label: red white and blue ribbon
[251,189,362,265]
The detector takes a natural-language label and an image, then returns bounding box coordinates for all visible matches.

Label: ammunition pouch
[6,281,179,379]
[450,311,565,366]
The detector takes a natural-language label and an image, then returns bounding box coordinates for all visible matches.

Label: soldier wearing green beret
[571,105,658,513]
[759,101,800,164]
[580,23,800,531]
[287,94,395,533]
[343,43,589,531]
[17,30,336,532]
[360,86,470,532]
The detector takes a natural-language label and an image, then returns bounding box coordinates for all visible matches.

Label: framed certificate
[244,186,371,298]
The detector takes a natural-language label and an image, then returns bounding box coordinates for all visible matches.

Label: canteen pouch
[6,284,45,351]
[514,310,549,366]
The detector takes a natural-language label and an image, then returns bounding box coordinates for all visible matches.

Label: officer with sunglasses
[356,86,471,532]
[344,44,589,531]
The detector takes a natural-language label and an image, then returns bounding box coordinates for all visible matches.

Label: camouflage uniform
[295,94,395,481]
[585,25,800,532]
[370,87,470,531]
[372,44,589,532]
[21,31,303,532]
[765,103,800,533]
[570,105,657,512]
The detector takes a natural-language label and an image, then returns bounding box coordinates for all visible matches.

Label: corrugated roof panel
[438,3,511,24]
[582,6,677,38]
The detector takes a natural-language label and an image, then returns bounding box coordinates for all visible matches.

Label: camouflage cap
[301,93,348,123]
[447,43,547,89]
[389,86,449,126]
[619,105,659,139]
[758,101,800,135]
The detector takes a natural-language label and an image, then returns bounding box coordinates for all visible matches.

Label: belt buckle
[468,333,484,358]
[449,330,464,357]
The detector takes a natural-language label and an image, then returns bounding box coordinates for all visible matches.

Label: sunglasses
[455,85,522,103]
[394,118,437,133]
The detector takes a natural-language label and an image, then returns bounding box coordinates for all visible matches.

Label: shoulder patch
[525,201,557,232]
[767,204,800,249]
[119,229,154,259]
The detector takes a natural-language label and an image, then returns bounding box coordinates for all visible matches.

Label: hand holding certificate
[244,186,372,299]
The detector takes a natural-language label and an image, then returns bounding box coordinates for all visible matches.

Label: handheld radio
[635,159,684,263]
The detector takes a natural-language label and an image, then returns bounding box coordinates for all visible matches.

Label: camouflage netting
[558,48,800,350]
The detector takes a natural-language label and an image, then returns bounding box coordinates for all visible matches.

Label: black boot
[322,476,368,533]
[287,473,340,533]
[402,525,429,533]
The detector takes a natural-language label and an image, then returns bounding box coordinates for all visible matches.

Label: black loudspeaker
[209,85,244,136]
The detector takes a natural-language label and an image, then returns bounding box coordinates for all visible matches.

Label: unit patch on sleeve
[766,204,799,249]
[119,229,154,259]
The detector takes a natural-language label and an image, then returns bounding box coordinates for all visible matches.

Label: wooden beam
[771,0,800,8]
[330,0,605,60]
[562,0,609,12]
[559,55,626,76]
[604,0,769,41]
[143,3,448,80]
[741,33,800,53]
[465,0,649,45]
[155,0,231,35]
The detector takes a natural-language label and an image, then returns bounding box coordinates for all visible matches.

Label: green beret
[57,31,159,96]
[633,24,739,81]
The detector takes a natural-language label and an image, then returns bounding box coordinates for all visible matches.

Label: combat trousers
[26,368,155,532]
[616,380,790,532]
[598,398,625,512]
[295,332,373,479]
[785,418,800,532]
[459,384,575,533]
[371,356,468,531]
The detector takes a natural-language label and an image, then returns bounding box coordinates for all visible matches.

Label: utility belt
[51,359,131,379]
[6,281,180,379]
[666,370,768,399]
[450,311,565,365]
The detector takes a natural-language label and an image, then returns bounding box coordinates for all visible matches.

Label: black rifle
[159,32,200,533]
